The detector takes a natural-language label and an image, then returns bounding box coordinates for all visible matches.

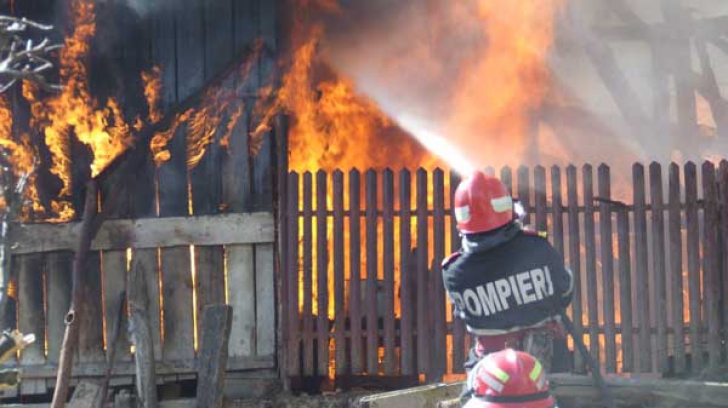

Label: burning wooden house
[0,0,726,407]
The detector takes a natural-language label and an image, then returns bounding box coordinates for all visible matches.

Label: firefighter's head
[453,171,515,235]
[463,349,556,408]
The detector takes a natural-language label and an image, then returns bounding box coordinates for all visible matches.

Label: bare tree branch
[0,15,61,94]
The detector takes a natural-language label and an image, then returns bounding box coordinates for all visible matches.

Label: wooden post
[582,165,599,363]
[349,170,363,374]
[382,169,396,376]
[128,256,157,408]
[598,164,616,372]
[633,163,652,373]
[399,170,414,375]
[301,172,314,376]
[50,181,98,408]
[668,163,686,373]
[196,305,232,408]
[416,169,430,376]
[566,165,583,373]
[684,162,702,372]
[316,170,329,376]
[286,172,300,377]
[649,162,668,373]
[365,170,379,375]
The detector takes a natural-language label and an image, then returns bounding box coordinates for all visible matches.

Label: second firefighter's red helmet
[463,349,555,408]
[454,171,513,234]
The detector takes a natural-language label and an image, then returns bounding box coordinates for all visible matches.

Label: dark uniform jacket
[442,223,573,335]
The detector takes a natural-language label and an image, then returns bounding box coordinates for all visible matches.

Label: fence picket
[720,160,728,357]
[349,170,363,374]
[649,162,668,373]
[383,169,396,375]
[432,169,446,380]
[534,166,547,232]
[701,161,721,369]
[416,169,430,375]
[598,164,616,372]
[286,172,300,376]
[668,163,686,373]
[501,166,512,196]
[399,170,414,375]
[518,166,531,225]
[302,172,314,376]
[684,162,702,372]
[633,163,653,373]
[316,170,329,376]
[583,165,599,363]
[365,170,379,375]
[566,165,584,373]
[616,193,633,372]
[333,171,346,375]
[551,166,564,257]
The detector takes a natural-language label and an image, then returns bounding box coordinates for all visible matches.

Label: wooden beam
[10,212,274,254]
[128,258,157,408]
[196,305,233,408]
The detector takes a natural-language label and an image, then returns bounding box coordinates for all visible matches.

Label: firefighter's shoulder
[442,251,462,268]
[523,228,548,239]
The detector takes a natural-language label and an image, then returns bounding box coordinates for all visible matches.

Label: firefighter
[462,348,558,408]
[442,171,573,373]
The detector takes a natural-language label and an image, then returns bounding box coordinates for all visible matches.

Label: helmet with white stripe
[463,349,556,408]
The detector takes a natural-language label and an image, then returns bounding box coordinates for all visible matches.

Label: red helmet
[463,349,555,408]
[454,171,513,234]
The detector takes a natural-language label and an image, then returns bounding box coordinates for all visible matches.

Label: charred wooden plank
[128,256,157,408]
[449,171,464,374]
[551,166,564,258]
[196,305,232,408]
[534,166,547,233]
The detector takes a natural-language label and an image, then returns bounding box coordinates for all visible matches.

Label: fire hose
[559,310,616,408]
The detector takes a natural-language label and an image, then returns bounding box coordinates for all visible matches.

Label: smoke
[313,0,728,176]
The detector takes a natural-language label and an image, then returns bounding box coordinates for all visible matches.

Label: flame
[150,109,193,167]
[442,1,562,167]
[142,66,163,124]
[253,27,440,172]
[18,0,134,221]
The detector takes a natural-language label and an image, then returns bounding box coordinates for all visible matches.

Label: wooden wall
[1,0,283,400]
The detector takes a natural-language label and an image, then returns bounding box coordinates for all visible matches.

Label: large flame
[21,0,133,221]
[253,26,440,172]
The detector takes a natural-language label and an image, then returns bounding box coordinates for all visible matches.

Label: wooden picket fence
[283,160,728,384]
